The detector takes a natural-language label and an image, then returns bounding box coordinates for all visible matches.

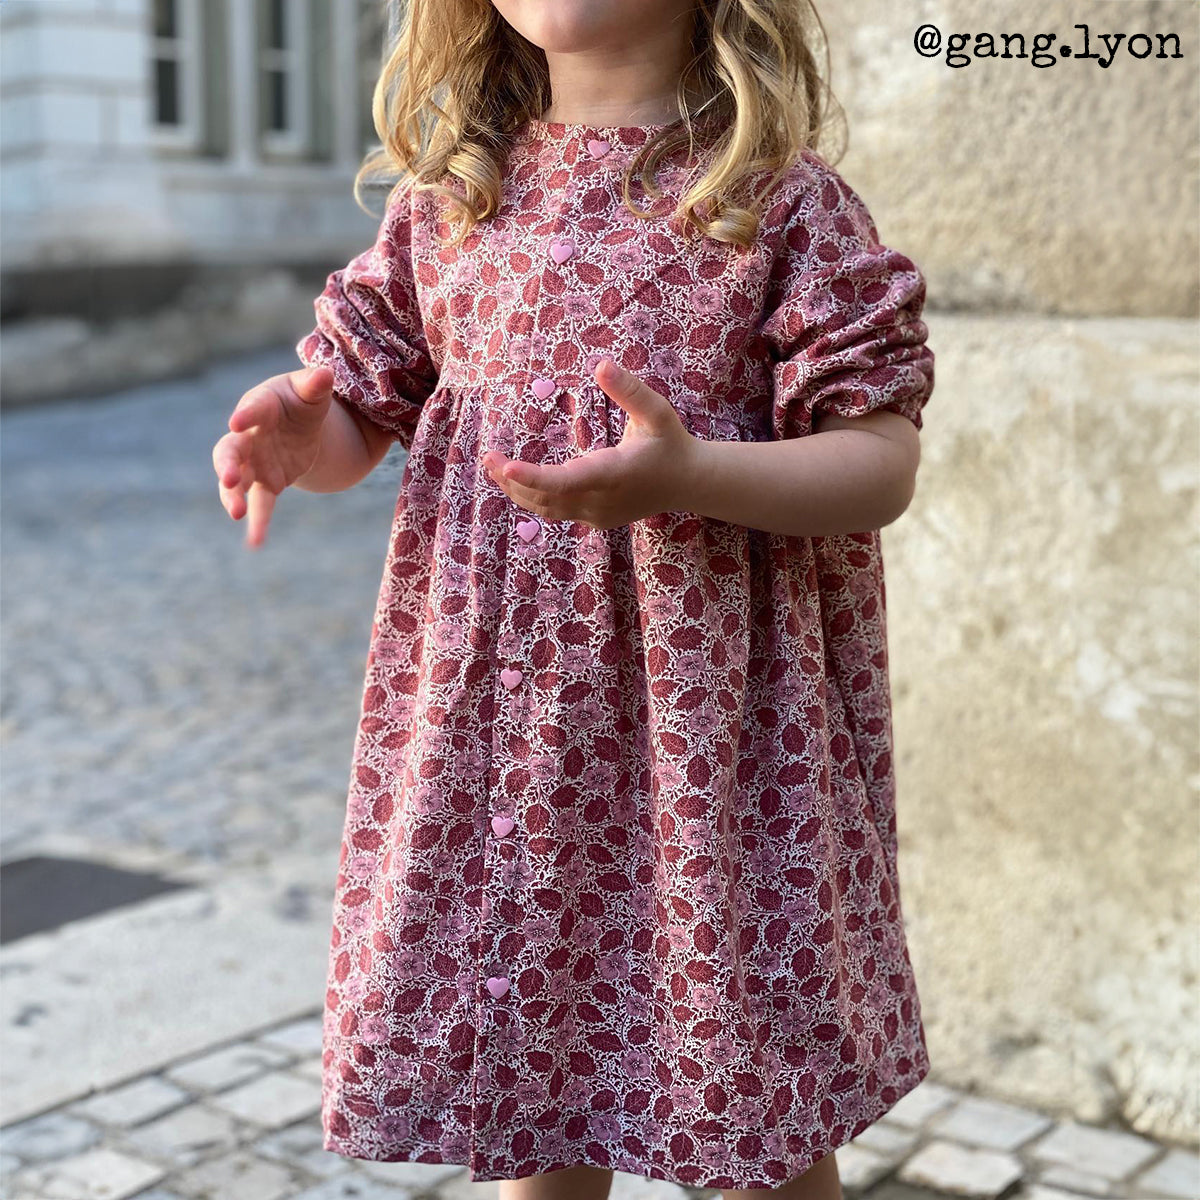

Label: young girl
[214,2,935,1197]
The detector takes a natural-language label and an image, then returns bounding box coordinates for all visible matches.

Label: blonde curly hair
[354,0,846,249]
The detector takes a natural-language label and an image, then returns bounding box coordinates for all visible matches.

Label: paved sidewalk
[2,353,1197,1199]
[1,1009,1196,1199]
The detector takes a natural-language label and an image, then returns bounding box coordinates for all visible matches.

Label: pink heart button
[548,238,575,264]
[516,517,541,542]
[531,378,556,400]
[485,976,510,999]
[587,138,610,159]
[499,668,523,690]
[491,814,515,838]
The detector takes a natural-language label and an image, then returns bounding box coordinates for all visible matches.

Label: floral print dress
[295,115,936,1191]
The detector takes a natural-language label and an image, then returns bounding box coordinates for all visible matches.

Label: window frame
[148,0,204,151]
[260,0,312,158]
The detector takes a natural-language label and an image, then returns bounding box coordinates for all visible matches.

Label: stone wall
[817,0,1198,1147]
[817,0,1198,317]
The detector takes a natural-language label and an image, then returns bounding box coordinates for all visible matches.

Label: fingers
[487,447,616,499]
[218,368,330,546]
[212,430,246,490]
[228,383,280,434]
[289,364,334,409]
[593,357,672,429]
[213,431,254,519]
[245,480,277,549]
[482,450,623,528]
[213,433,275,548]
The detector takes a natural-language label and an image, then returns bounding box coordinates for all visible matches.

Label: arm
[292,397,396,493]
[293,184,438,472]
[678,408,921,537]
[480,359,923,537]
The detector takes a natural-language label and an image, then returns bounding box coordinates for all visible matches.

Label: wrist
[668,431,713,517]
[290,429,326,492]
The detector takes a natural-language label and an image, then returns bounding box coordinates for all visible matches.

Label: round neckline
[528,117,677,129]
[518,113,723,158]
[524,116,679,140]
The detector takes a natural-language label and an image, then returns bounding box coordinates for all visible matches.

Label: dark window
[155,57,180,125]
[259,0,308,148]
[266,0,286,51]
[267,68,288,131]
[153,0,178,40]
[151,0,191,130]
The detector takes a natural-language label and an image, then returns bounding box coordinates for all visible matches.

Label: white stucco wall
[0,0,380,274]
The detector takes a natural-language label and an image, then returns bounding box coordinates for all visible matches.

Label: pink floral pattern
[295,116,935,1190]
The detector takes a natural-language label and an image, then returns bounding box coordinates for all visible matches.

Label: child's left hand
[482,358,700,530]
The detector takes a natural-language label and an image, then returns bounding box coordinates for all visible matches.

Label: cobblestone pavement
[2,347,403,870]
[1,1010,1196,1200]
[2,355,1198,1199]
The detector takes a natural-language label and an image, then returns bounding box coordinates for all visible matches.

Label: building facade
[1,0,393,323]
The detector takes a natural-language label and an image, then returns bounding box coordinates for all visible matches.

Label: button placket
[484,532,525,1004]
[547,236,576,265]
[486,479,535,1005]
[516,141,584,555]
[484,650,520,1006]
[515,515,542,544]
[484,130,603,1010]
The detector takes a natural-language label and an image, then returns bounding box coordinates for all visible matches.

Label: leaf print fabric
[761,170,934,438]
[294,116,935,1192]
[299,205,439,450]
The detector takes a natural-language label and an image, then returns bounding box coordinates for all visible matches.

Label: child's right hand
[213,364,335,549]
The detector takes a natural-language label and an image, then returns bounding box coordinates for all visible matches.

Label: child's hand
[213,365,335,548]
[482,359,701,530]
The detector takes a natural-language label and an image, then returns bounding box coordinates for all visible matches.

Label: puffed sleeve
[295,187,439,450]
[761,155,935,438]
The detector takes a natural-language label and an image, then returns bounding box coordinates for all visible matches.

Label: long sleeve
[760,155,935,439]
[295,188,439,452]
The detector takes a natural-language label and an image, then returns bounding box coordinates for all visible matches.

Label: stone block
[884,1080,963,1128]
[165,1040,292,1092]
[0,1110,101,1162]
[1018,1189,1093,1200]
[1038,1163,1111,1195]
[848,1119,920,1160]
[13,1146,165,1199]
[290,1055,325,1084]
[607,1172,694,1200]
[205,1070,320,1129]
[1028,1121,1160,1181]
[931,1095,1055,1152]
[70,1074,190,1126]
[1131,1148,1200,1199]
[122,1101,243,1167]
[835,1143,894,1192]
[899,1139,1025,1197]
[172,1148,296,1200]
[253,1119,352,1180]
[358,1158,480,1188]
[254,1014,325,1057]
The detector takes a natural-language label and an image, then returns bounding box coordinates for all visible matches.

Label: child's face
[491,0,694,56]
